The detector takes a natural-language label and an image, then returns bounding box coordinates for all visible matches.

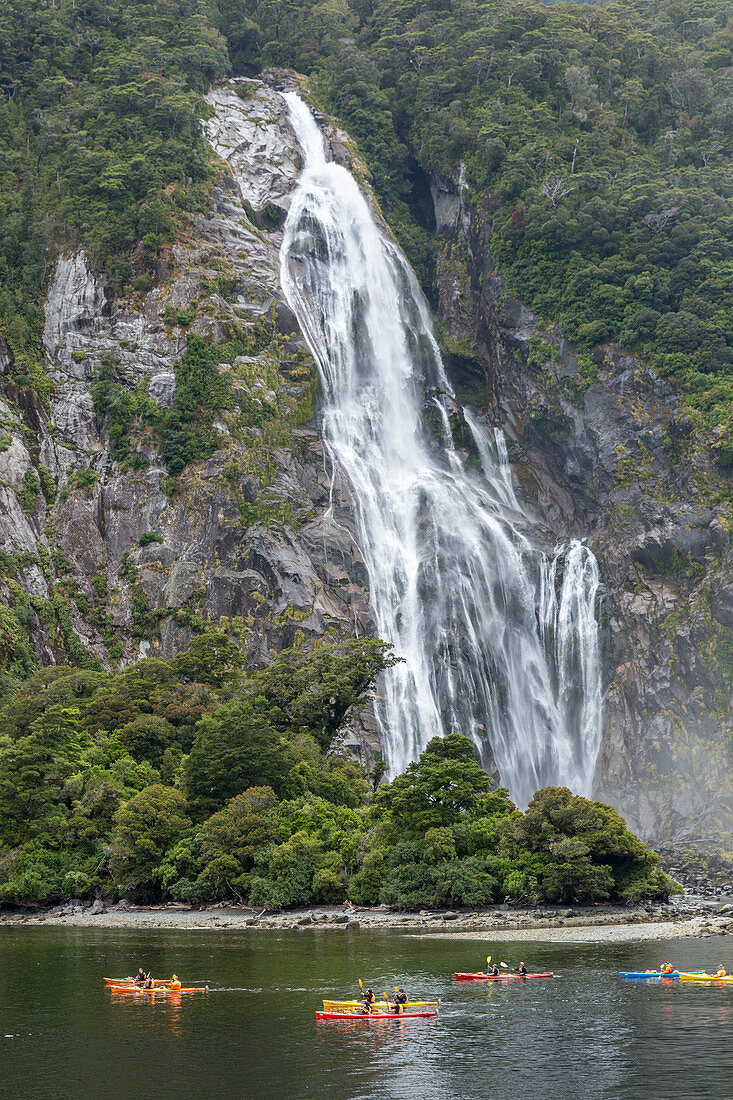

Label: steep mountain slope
[0,80,380,758]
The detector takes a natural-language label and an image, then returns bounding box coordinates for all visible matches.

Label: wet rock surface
[428,171,732,845]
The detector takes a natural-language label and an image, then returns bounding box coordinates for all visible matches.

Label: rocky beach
[3,892,732,944]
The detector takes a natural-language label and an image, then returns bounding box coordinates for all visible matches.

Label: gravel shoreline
[2,897,732,943]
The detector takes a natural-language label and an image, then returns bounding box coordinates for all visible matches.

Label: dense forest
[0,632,678,907]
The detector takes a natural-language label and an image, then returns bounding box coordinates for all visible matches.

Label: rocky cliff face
[429,172,732,843]
[1,74,729,842]
[0,78,378,759]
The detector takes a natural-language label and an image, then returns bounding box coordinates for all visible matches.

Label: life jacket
[170,979,181,990]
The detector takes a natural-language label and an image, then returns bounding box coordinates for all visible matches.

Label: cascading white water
[279,92,603,806]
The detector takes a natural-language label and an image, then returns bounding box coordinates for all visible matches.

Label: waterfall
[278,92,603,807]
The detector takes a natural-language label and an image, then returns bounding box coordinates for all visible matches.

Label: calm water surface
[1,928,731,1100]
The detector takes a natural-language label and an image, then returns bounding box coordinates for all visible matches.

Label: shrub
[138,531,163,547]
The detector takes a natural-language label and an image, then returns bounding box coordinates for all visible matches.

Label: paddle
[501,961,530,976]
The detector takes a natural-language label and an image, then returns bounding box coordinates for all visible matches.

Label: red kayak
[316,1010,437,1020]
[455,971,553,981]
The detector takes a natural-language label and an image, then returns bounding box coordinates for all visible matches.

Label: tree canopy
[0,649,679,908]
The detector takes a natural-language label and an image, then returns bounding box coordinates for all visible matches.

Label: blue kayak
[618,971,679,979]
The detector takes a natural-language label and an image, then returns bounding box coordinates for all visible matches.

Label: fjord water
[279,93,602,805]
[2,928,732,1100]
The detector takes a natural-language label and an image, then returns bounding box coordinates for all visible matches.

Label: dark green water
[1,928,731,1100]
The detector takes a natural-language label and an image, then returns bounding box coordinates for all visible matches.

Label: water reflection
[107,988,184,1036]
[1,929,731,1100]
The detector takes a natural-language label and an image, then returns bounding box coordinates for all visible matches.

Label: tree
[245,637,397,750]
[642,207,680,233]
[111,784,191,901]
[116,714,178,764]
[375,733,514,834]
[539,176,574,207]
[171,631,243,686]
[185,699,295,815]
[197,787,280,898]
[507,787,680,902]
[0,705,90,845]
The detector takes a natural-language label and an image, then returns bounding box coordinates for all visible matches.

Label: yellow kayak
[678,972,732,982]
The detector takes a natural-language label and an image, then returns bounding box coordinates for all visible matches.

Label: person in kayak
[518,962,527,976]
[134,968,147,984]
[143,976,155,989]
[361,989,376,1013]
[489,964,500,977]
[714,964,727,978]
[660,962,674,975]
[391,988,408,1013]
[170,974,182,991]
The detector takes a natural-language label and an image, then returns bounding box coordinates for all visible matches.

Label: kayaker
[518,962,527,977]
[143,976,155,990]
[660,962,674,975]
[135,968,147,984]
[490,964,500,977]
[170,974,182,991]
[361,989,375,1013]
[392,988,408,1013]
[714,964,727,978]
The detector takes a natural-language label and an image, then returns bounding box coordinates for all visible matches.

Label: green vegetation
[0,0,227,378]
[5,0,731,460]
[217,0,733,465]
[0,639,677,907]
[93,333,240,475]
[138,532,164,548]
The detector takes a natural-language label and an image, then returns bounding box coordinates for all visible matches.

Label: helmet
[172,974,177,980]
